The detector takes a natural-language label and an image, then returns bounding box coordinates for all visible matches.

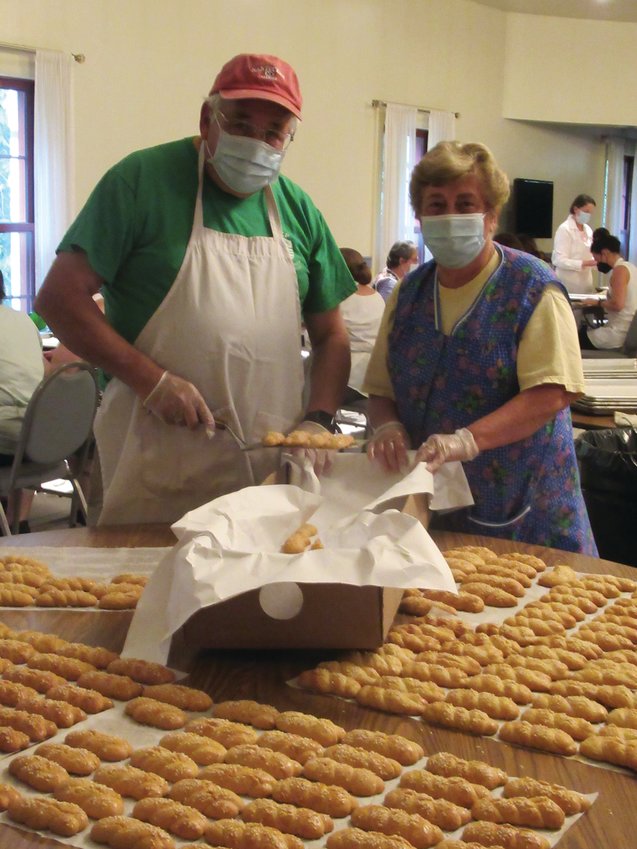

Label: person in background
[552,193,597,294]
[364,141,596,555]
[0,271,45,533]
[579,227,637,350]
[517,232,549,263]
[338,248,386,396]
[373,241,418,302]
[494,232,524,250]
[35,53,355,525]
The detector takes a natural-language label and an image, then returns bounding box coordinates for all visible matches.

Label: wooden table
[1,525,636,849]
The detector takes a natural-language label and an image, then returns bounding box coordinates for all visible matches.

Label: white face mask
[420,213,486,269]
[575,210,591,225]
[206,129,284,195]
[409,262,419,273]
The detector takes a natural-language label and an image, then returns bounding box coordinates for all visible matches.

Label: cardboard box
[181,584,406,650]
[180,490,431,652]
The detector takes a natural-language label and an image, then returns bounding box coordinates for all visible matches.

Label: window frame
[0,75,35,309]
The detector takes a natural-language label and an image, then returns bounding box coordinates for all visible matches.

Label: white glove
[143,370,215,431]
[415,427,479,473]
[288,420,336,476]
[366,420,410,473]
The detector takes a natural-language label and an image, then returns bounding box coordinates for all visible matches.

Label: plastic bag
[576,428,637,497]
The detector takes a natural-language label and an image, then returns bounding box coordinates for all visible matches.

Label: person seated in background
[552,193,597,295]
[579,227,637,350]
[373,240,418,301]
[339,248,386,397]
[494,232,524,250]
[517,232,549,263]
[0,271,45,533]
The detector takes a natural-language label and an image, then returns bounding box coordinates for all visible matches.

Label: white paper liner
[0,547,166,579]
[123,456,474,665]
[0,706,597,849]
[0,547,169,612]
[288,568,637,776]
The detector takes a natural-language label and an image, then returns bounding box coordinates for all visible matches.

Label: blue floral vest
[388,245,597,555]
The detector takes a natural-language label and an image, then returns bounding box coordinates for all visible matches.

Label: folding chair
[581,310,637,359]
[0,362,99,535]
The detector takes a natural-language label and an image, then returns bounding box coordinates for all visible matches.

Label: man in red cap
[36,54,355,525]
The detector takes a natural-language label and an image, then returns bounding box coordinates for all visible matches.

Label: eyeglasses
[215,111,295,151]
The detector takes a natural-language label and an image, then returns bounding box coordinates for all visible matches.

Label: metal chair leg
[69,479,88,528]
[0,502,11,536]
[10,489,22,535]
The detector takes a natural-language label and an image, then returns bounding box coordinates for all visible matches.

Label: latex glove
[415,427,479,473]
[143,370,215,431]
[366,420,410,473]
[288,420,336,476]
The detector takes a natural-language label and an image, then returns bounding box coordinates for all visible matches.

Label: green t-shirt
[58,137,355,345]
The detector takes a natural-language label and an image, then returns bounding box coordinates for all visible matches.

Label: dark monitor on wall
[513,178,554,238]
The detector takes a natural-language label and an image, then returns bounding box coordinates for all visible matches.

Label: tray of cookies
[291,544,637,775]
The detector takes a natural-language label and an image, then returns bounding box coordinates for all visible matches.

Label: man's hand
[367,420,410,473]
[415,427,479,473]
[143,371,215,430]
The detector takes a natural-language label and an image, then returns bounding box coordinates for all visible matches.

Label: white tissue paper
[123,452,474,663]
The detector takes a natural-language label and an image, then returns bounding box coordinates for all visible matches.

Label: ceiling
[472,0,637,22]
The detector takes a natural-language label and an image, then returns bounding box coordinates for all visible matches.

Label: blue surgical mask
[420,213,486,268]
[206,129,284,195]
[575,210,591,225]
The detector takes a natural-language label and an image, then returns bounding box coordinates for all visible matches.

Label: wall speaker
[513,178,554,238]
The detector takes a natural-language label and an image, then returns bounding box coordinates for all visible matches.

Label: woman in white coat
[579,228,637,350]
[552,193,597,294]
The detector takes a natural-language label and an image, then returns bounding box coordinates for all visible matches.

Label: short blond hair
[410,141,510,215]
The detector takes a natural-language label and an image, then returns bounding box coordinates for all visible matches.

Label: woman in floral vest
[363,141,596,555]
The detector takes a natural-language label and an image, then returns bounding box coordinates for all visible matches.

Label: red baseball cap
[210,54,302,120]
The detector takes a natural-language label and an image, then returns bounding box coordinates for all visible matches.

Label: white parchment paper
[123,456,474,664]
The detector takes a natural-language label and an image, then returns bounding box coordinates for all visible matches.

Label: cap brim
[217,87,302,120]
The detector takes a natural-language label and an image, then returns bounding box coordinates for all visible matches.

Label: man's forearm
[36,254,164,398]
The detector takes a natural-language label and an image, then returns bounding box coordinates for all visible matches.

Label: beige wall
[1,0,615,265]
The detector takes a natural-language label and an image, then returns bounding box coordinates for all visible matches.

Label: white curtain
[427,109,456,149]
[629,141,637,266]
[604,137,624,241]
[374,103,417,274]
[34,49,75,289]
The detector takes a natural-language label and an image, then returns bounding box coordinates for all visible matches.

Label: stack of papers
[582,358,637,379]
[573,377,637,415]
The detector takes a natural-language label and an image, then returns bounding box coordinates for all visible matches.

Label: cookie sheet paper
[123,456,473,665]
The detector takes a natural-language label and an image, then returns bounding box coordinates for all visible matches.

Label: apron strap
[264,185,283,240]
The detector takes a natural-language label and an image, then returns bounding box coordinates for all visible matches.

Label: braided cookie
[350,805,443,849]
[462,820,550,849]
[90,815,174,849]
[132,796,207,840]
[54,777,125,819]
[7,796,89,837]
[271,776,357,817]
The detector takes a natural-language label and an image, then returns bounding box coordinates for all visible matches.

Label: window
[414,129,428,261]
[622,154,634,258]
[0,77,35,310]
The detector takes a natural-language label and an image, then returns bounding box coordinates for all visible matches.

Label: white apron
[95,145,304,524]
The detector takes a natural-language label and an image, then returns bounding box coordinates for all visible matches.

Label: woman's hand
[367,421,410,473]
[415,427,480,473]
